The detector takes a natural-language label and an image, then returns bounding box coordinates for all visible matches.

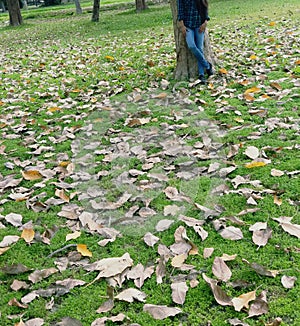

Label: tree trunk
[170,0,216,80]
[135,0,147,12]
[74,0,82,14]
[7,0,23,26]
[91,0,100,22]
[0,1,6,12]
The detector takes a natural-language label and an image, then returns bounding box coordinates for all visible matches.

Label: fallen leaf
[8,297,28,309]
[171,254,187,268]
[143,304,182,320]
[281,275,297,289]
[219,226,243,240]
[66,231,81,241]
[245,146,260,159]
[76,244,92,257]
[155,219,174,232]
[22,170,43,181]
[0,247,10,255]
[232,290,256,311]
[245,161,267,168]
[143,232,160,247]
[21,229,35,244]
[4,213,23,226]
[203,247,214,259]
[115,288,146,303]
[96,299,114,313]
[271,168,285,177]
[265,317,282,326]
[243,259,279,277]
[0,235,19,247]
[274,195,282,206]
[273,216,300,238]
[248,290,269,317]
[28,268,58,283]
[202,273,233,306]
[171,281,188,305]
[212,257,232,282]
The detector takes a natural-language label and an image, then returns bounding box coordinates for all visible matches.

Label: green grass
[1,0,300,325]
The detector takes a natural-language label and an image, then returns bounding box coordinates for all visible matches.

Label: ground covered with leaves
[0,0,299,325]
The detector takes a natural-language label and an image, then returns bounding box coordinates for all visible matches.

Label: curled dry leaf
[66,231,81,241]
[265,317,282,326]
[171,281,188,305]
[228,318,250,326]
[115,288,146,303]
[202,273,233,306]
[22,170,43,181]
[91,313,127,326]
[155,219,174,232]
[8,297,28,309]
[0,247,10,255]
[171,254,187,268]
[96,299,114,313]
[242,259,279,277]
[232,290,256,312]
[212,257,232,282]
[248,290,269,317]
[281,275,297,289]
[143,304,182,320]
[4,213,23,226]
[271,168,285,177]
[28,268,58,283]
[273,216,300,238]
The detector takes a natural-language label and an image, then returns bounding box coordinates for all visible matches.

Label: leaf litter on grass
[0,9,300,326]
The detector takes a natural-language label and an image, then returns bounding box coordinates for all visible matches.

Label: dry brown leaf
[155,219,174,232]
[143,232,160,247]
[220,253,237,261]
[8,297,28,309]
[271,168,285,177]
[0,235,20,247]
[212,257,232,282]
[171,254,187,268]
[21,229,35,243]
[22,170,43,181]
[85,253,133,278]
[143,304,182,320]
[281,275,297,289]
[171,281,188,305]
[55,188,70,202]
[228,318,250,326]
[115,288,146,303]
[28,268,58,283]
[10,280,29,291]
[4,213,23,226]
[203,247,214,259]
[96,299,114,313]
[202,273,233,306]
[273,216,300,238]
[252,227,272,247]
[265,317,282,326]
[76,244,92,257]
[232,290,256,311]
[219,226,243,240]
[243,259,279,277]
[91,313,127,326]
[248,291,269,317]
[274,195,282,206]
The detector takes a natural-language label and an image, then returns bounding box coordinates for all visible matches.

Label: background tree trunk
[7,0,23,26]
[0,1,6,12]
[91,0,100,22]
[135,0,147,12]
[170,0,217,80]
[74,0,82,14]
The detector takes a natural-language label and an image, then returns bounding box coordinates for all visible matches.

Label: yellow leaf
[22,170,43,181]
[21,229,35,243]
[234,117,244,123]
[295,60,300,65]
[238,79,250,86]
[219,68,227,74]
[66,231,81,241]
[269,21,276,26]
[0,101,4,106]
[274,195,282,206]
[118,66,125,71]
[77,244,92,257]
[245,161,267,168]
[48,107,61,112]
[70,89,82,93]
[55,188,70,202]
[249,54,258,60]
[261,94,271,99]
[0,247,10,255]
[243,93,255,102]
[244,86,261,94]
[59,161,70,167]
[105,55,115,62]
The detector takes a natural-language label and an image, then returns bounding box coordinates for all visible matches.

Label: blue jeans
[186,27,209,76]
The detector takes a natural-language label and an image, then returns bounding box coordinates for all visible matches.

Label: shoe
[206,62,214,77]
[199,75,207,84]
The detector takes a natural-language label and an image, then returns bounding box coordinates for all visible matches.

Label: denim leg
[186,27,209,76]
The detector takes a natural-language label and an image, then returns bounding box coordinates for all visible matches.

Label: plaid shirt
[177,0,209,29]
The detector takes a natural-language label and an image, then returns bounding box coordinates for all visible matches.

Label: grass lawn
[0,0,299,325]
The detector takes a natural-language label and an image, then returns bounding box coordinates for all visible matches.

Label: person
[177,0,214,84]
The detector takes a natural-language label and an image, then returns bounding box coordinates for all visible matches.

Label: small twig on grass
[47,244,77,258]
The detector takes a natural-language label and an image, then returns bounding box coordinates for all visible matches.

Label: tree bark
[135,0,147,12]
[7,0,23,26]
[91,0,100,22]
[0,1,6,12]
[74,0,82,14]
[170,0,216,80]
